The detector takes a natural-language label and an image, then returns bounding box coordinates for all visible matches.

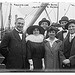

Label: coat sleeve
[68,38,75,66]
[69,55,75,66]
[58,40,66,67]
[26,41,32,59]
[0,33,11,57]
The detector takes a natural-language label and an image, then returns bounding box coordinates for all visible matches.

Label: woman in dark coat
[26,25,45,70]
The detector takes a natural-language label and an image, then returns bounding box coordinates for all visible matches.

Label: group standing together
[0,16,75,71]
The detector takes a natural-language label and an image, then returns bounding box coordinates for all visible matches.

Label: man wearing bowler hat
[59,19,75,69]
[56,16,69,41]
[39,18,50,39]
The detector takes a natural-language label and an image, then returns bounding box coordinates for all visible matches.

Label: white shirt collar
[45,38,58,47]
[15,28,22,33]
[45,37,58,42]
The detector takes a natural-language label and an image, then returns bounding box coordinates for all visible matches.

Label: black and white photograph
[0,0,75,73]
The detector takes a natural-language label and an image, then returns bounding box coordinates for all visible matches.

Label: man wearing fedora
[39,18,50,39]
[56,16,69,41]
[59,19,75,69]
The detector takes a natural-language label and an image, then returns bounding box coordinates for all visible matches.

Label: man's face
[15,19,25,32]
[40,22,49,30]
[68,23,75,34]
[60,21,68,29]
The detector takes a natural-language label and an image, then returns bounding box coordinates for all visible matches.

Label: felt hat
[65,19,75,29]
[59,16,69,23]
[39,18,50,26]
[26,25,45,35]
[51,22,62,27]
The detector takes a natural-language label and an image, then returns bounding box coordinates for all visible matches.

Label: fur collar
[26,34,44,43]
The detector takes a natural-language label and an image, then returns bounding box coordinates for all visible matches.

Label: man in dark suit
[56,16,69,41]
[0,18,29,69]
[59,20,75,69]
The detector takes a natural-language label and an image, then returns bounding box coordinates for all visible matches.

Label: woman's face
[48,30,56,38]
[33,28,40,35]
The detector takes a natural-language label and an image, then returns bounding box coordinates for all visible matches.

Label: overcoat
[44,39,62,69]
[59,33,75,68]
[0,29,29,69]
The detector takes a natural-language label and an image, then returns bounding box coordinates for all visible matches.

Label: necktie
[62,30,67,33]
[69,35,73,42]
[18,31,23,40]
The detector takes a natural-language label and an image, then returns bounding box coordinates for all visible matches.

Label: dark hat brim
[51,23,62,27]
[26,25,45,35]
[39,20,50,26]
[59,19,69,23]
[65,21,75,29]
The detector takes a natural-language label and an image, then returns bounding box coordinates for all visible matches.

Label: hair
[15,18,24,24]
[32,28,40,34]
[47,29,57,34]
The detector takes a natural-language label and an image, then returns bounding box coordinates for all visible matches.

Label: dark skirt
[33,58,42,69]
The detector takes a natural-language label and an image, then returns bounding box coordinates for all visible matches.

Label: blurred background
[0,2,75,39]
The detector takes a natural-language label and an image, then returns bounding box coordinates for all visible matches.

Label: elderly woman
[44,26,62,70]
[26,25,45,70]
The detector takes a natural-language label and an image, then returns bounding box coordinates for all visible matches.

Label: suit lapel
[52,41,57,49]
[45,42,51,48]
[61,31,64,40]
[70,37,75,56]
[45,41,53,54]
[64,33,70,43]
[13,29,22,42]
[22,33,26,42]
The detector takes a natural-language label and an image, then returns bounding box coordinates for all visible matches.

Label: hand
[42,58,45,70]
[30,64,34,71]
[42,64,45,70]
[29,59,34,71]
[63,59,70,64]
[29,59,33,65]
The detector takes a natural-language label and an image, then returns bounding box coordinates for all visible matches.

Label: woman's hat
[26,25,45,35]
[39,18,50,26]
[47,26,59,34]
[65,19,75,29]
[59,16,69,23]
